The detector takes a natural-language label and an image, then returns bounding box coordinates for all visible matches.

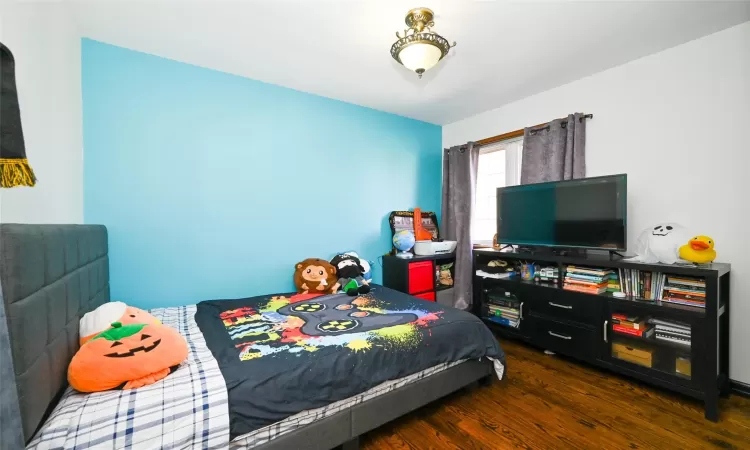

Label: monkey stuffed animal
[294,258,340,294]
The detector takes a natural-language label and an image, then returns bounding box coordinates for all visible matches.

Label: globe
[393,230,416,252]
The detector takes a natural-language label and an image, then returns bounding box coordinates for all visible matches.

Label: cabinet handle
[519,302,524,320]
[548,302,572,310]
[548,331,572,340]
[604,320,609,343]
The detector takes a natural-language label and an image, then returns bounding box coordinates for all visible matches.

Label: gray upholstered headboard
[0,224,110,443]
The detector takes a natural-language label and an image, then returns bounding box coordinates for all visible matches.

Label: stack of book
[563,266,613,294]
[652,318,691,347]
[662,276,706,308]
[607,273,621,293]
[486,292,520,328]
[611,313,654,338]
[617,269,668,300]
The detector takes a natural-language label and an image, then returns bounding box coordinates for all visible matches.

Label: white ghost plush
[629,223,691,264]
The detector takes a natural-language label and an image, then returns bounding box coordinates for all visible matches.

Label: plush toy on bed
[330,253,370,296]
[294,258,340,294]
[79,301,161,345]
[341,251,373,283]
[68,321,188,392]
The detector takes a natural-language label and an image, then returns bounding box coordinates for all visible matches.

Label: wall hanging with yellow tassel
[1,42,36,187]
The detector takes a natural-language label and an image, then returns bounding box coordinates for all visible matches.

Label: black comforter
[195,285,504,438]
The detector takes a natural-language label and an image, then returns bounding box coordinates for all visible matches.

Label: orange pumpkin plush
[68,321,188,392]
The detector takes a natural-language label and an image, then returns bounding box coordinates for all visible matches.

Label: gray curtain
[0,284,24,449]
[441,142,479,310]
[521,113,586,184]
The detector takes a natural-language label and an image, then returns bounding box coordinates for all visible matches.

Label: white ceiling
[67,1,750,125]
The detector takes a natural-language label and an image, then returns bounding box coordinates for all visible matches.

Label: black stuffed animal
[330,254,370,296]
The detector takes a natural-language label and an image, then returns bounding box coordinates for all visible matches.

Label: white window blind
[472,137,523,244]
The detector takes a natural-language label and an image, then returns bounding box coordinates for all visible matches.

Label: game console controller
[277,293,417,336]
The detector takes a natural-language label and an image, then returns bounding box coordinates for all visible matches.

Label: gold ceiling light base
[404,8,434,32]
[391,7,455,79]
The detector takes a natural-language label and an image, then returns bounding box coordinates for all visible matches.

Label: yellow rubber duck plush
[679,236,717,264]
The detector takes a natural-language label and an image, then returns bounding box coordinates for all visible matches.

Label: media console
[473,249,731,421]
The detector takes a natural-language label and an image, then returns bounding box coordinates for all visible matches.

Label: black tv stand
[609,250,625,260]
[473,249,731,421]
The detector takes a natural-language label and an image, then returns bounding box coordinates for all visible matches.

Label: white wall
[444,22,750,384]
[0,0,83,223]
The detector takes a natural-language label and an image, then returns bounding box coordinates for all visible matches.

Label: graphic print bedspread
[195,285,505,439]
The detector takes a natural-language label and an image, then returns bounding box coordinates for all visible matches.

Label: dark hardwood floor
[361,338,750,449]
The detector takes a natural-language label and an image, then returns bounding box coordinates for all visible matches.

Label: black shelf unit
[383,252,456,304]
[473,249,730,421]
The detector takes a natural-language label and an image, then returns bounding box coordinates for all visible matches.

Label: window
[472,137,523,244]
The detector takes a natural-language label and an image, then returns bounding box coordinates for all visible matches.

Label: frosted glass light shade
[398,43,442,73]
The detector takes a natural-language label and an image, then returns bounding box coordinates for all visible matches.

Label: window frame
[472,136,523,246]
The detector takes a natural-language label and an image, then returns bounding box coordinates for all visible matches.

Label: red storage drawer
[408,261,434,294]
[414,291,436,302]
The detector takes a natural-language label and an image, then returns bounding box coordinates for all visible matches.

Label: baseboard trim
[731,380,750,397]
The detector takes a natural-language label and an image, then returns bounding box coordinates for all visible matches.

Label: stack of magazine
[662,276,706,308]
[651,318,691,347]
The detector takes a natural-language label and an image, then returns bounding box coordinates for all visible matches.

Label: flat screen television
[496,174,627,250]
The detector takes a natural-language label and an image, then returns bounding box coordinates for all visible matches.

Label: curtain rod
[476,113,593,146]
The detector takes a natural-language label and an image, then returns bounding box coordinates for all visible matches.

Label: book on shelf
[487,298,519,308]
[566,266,613,276]
[488,304,518,312]
[488,309,519,319]
[663,287,706,297]
[654,325,692,336]
[662,298,705,308]
[655,333,691,346]
[486,315,519,328]
[607,273,620,292]
[564,278,608,288]
[664,291,706,301]
[654,329,691,340]
[564,272,608,282]
[651,318,691,334]
[563,283,607,294]
[488,302,519,311]
[612,324,654,338]
[489,313,520,322]
[666,276,706,289]
[611,314,647,330]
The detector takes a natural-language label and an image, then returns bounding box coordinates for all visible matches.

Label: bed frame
[0,224,494,449]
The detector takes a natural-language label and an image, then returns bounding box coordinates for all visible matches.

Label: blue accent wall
[82,39,442,309]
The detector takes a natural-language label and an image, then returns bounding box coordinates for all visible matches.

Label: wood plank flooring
[361,338,750,449]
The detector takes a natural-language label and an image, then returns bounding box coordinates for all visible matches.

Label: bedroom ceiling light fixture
[391,7,455,79]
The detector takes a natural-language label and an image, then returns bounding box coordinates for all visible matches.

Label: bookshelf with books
[614,269,706,309]
[473,248,730,422]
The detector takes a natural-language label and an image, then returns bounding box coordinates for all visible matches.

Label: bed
[0,224,505,449]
